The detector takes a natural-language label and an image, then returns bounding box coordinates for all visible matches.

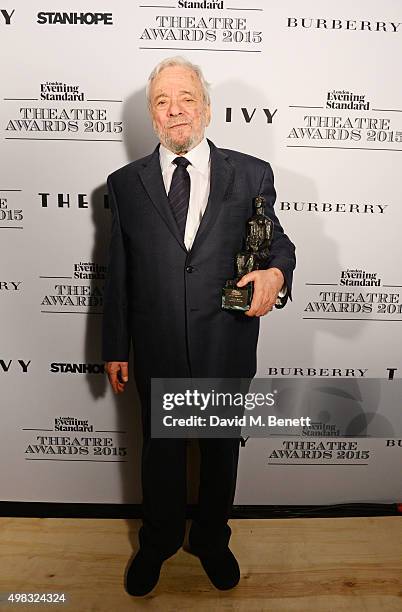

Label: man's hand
[105,361,129,394]
[237,267,284,317]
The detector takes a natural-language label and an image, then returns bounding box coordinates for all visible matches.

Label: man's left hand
[236,267,284,317]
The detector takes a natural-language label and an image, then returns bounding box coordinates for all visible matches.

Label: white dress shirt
[159,138,286,298]
[159,137,210,251]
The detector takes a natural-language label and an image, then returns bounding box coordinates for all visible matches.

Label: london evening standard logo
[287,89,402,150]
[139,1,263,50]
[326,89,369,111]
[54,416,94,431]
[40,81,84,102]
[24,416,128,460]
[40,261,105,314]
[4,81,122,140]
[304,268,402,319]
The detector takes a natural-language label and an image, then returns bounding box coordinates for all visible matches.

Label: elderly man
[102,56,296,596]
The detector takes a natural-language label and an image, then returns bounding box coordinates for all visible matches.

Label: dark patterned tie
[168,156,191,237]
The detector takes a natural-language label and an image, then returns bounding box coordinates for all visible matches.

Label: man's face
[149,65,211,155]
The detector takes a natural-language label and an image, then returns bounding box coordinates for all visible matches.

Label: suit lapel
[138,144,187,252]
[137,139,235,254]
[189,139,234,254]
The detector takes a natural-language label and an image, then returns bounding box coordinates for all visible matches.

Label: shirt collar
[159,137,210,176]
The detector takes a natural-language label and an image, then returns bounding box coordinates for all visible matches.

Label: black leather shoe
[125,549,163,596]
[188,546,240,590]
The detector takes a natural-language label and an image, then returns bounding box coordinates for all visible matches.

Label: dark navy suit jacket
[101,139,296,385]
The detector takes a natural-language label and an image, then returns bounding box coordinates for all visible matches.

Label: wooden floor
[1,516,401,611]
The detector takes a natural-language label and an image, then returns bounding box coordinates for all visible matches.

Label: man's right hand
[105,361,129,394]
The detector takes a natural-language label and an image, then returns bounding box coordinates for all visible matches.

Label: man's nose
[167,99,183,116]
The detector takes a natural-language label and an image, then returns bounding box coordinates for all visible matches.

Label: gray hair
[146,56,211,108]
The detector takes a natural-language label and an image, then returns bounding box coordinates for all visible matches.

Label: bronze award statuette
[222,195,282,312]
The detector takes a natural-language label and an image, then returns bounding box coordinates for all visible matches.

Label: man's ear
[205,104,211,126]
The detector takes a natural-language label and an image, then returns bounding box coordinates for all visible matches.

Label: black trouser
[137,384,241,561]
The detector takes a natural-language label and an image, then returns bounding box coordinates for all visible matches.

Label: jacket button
[186,265,194,273]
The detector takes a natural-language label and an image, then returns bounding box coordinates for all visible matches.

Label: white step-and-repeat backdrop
[1,1,401,504]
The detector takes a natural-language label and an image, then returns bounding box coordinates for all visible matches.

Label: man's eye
[157,100,166,106]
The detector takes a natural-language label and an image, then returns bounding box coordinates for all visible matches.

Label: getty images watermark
[151,378,312,438]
